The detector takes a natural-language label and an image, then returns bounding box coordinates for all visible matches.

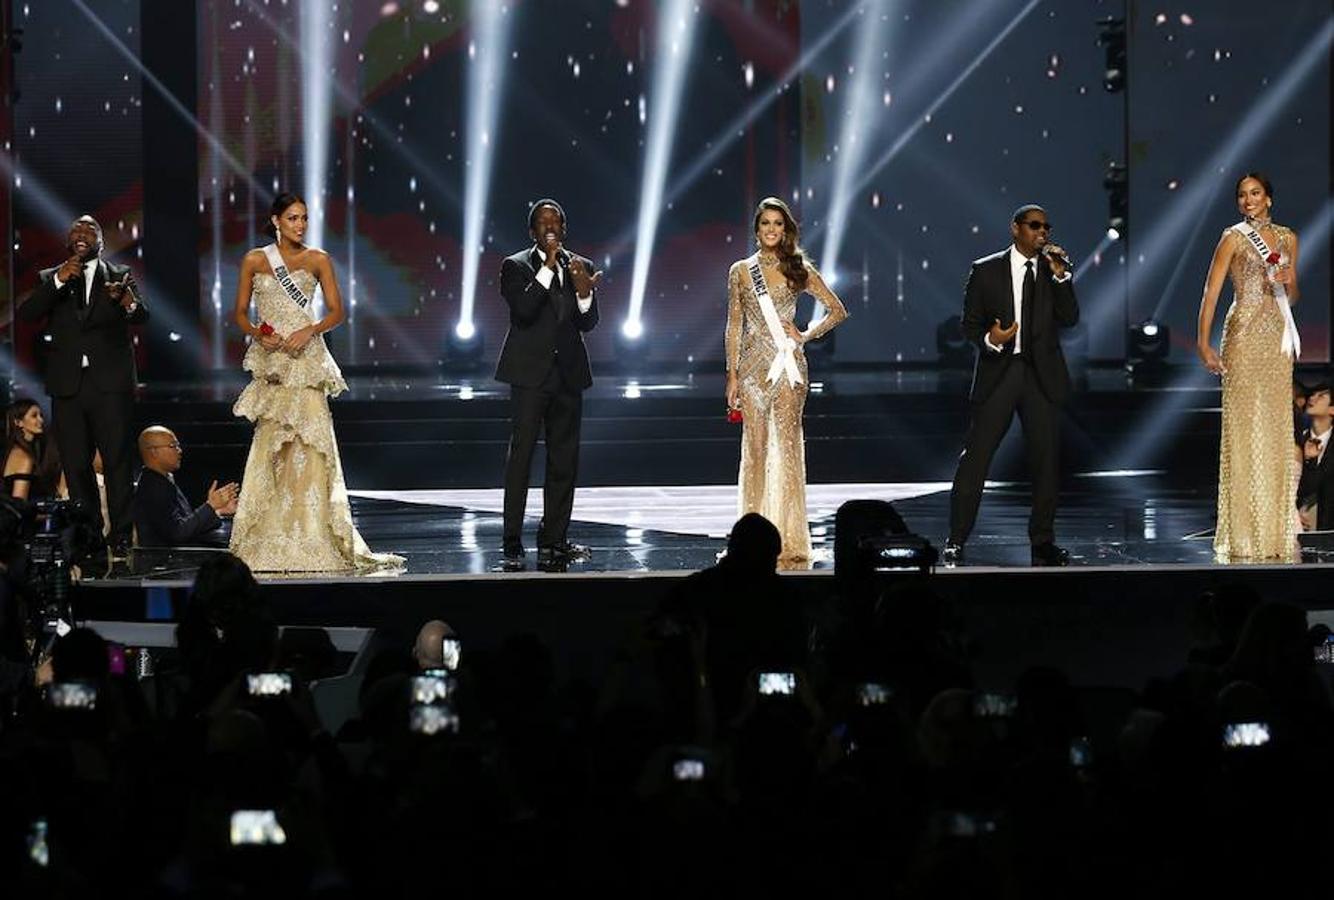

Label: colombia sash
[262,243,314,318]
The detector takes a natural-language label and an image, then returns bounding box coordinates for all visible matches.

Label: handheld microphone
[1042,246,1073,270]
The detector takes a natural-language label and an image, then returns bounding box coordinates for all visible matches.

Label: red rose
[259,322,274,336]
[1266,251,1280,265]
[726,408,743,425]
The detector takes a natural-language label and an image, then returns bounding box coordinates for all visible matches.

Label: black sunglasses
[1020,220,1053,232]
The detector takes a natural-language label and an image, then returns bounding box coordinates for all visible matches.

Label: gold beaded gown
[230,269,404,573]
[725,253,848,564]
[1214,224,1298,562]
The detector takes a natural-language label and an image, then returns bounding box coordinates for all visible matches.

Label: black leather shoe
[536,548,570,573]
[942,540,964,567]
[496,547,526,573]
[547,541,591,562]
[110,539,132,562]
[1030,542,1070,567]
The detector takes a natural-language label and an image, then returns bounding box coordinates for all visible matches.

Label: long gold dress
[1214,224,1298,562]
[725,253,848,564]
[230,270,404,573]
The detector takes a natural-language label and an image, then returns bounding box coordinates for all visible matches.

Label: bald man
[131,426,237,547]
[412,619,458,671]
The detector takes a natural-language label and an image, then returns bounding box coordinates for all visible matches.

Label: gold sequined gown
[230,270,404,572]
[1214,224,1298,562]
[726,254,848,564]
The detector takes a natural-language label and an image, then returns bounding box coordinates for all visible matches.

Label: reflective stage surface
[86,472,1334,586]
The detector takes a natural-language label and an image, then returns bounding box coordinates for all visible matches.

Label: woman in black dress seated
[3,398,65,501]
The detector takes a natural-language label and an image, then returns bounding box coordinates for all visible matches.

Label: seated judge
[132,426,238,547]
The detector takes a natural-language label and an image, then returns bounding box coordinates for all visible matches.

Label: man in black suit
[495,199,600,571]
[944,204,1080,567]
[132,426,237,547]
[19,215,149,555]
[1297,381,1333,531]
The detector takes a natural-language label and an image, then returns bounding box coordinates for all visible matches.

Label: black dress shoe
[547,541,591,561]
[536,548,570,573]
[942,540,965,566]
[496,547,526,573]
[1030,542,1070,567]
[110,539,132,562]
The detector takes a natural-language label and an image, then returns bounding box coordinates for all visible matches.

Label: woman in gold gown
[229,192,403,573]
[725,197,848,566]
[1197,172,1302,562]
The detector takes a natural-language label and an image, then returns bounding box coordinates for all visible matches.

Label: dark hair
[5,398,62,496]
[1012,203,1045,224]
[528,198,566,231]
[1308,381,1331,398]
[1235,171,1274,201]
[753,197,810,292]
[263,192,306,239]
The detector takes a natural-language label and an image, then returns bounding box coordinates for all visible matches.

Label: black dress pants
[502,362,583,552]
[53,371,134,543]
[948,358,1060,546]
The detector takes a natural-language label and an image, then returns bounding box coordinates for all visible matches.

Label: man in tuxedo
[132,426,237,547]
[944,204,1080,567]
[19,215,149,556]
[1297,381,1333,531]
[495,199,600,572]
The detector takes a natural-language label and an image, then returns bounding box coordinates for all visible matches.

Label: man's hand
[568,257,602,297]
[57,255,83,284]
[1044,243,1070,279]
[106,273,138,310]
[207,480,239,514]
[988,319,1018,346]
[1304,438,1322,462]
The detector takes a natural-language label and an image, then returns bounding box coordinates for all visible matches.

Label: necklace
[1244,214,1272,228]
[757,249,780,266]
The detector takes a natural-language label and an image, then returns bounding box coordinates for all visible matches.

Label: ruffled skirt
[229,376,403,573]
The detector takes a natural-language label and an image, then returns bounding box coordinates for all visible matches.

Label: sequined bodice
[1226,224,1291,304]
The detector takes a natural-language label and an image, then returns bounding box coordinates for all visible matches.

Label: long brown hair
[5,398,62,495]
[753,197,810,292]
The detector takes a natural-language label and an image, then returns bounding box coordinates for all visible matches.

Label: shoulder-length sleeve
[725,262,744,373]
[801,263,848,343]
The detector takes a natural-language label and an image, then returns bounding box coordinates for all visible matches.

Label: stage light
[817,0,891,320]
[1103,161,1128,244]
[1128,319,1169,364]
[1096,17,1126,93]
[622,319,644,340]
[442,324,485,371]
[456,2,513,356]
[623,0,700,341]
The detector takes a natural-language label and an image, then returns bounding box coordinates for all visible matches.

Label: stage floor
[83,471,1331,586]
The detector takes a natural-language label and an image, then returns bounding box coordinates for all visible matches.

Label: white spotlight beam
[457,2,514,340]
[818,0,891,294]
[624,0,702,336]
[840,0,1042,210]
[300,0,334,262]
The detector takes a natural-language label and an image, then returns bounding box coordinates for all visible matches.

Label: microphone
[1041,245,1073,270]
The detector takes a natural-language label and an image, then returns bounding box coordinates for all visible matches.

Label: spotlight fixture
[935,315,974,367]
[1096,17,1126,93]
[442,323,485,371]
[1103,161,1128,241]
[612,318,647,364]
[1128,318,1169,368]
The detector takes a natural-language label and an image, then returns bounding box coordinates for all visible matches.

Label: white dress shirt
[52,258,101,368]
[532,246,593,313]
[1314,425,1332,465]
[983,245,1072,354]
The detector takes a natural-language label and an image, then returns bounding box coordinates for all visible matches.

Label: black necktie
[1020,260,1035,354]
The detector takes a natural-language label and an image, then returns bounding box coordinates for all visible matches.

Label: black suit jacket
[961,249,1079,404]
[132,469,222,547]
[20,260,150,397]
[1297,429,1334,530]
[494,248,599,390]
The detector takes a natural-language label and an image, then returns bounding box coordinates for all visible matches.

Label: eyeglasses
[149,441,182,451]
[1020,220,1053,233]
